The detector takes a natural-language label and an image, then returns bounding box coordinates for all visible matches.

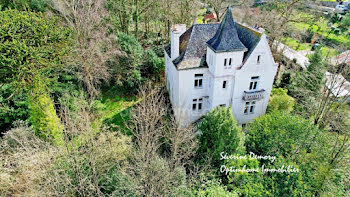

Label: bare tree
[125,82,199,196]
[233,0,315,53]
[205,0,254,21]
[165,117,198,170]
[127,83,167,161]
[50,0,121,97]
[0,95,135,196]
[290,50,350,196]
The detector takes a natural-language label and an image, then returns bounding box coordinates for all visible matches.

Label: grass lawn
[100,86,137,122]
[282,37,337,58]
[65,87,138,149]
[99,83,166,134]
[282,37,312,51]
[283,10,350,58]
[319,46,338,57]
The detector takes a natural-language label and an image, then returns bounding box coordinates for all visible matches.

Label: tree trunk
[135,0,139,40]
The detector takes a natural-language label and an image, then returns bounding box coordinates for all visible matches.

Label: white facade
[165,21,278,126]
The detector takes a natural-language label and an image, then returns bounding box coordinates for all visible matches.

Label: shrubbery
[0,10,72,142]
[267,88,295,113]
[0,0,48,12]
[197,107,241,168]
[112,32,164,90]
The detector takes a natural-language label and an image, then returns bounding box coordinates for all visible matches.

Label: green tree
[304,49,326,96]
[267,88,295,113]
[225,157,309,197]
[340,13,350,31]
[114,32,144,88]
[220,111,316,196]
[0,0,47,12]
[0,10,72,145]
[243,111,336,196]
[143,49,164,80]
[195,178,238,197]
[245,111,321,157]
[197,107,241,167]
[278,72,292,89]
[112,32,163,89]
[289,49,326,117]
[0,84,28,132]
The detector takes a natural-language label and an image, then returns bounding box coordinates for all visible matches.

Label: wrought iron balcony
[242,89,265,101]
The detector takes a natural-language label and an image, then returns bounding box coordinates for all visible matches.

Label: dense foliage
[0,0,48,11]
[197,107,241,168]
[0,84,28,132]
[0,10,72,144]
[289,49,326,116]
[112,32,164,89]
[267,88,295,113]
[245,112,323,159]
[223,112,330,196]
[0,10,72,88]
[0,0,349,196]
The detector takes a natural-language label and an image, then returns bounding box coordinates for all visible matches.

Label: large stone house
[164,7,278,126]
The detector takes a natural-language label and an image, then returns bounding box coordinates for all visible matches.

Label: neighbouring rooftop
[325,72,350,99]
[332,50,350,65]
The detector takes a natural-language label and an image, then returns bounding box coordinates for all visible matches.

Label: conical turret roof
[207,7,247,52]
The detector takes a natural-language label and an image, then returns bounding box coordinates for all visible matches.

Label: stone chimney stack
[171,24,186,60]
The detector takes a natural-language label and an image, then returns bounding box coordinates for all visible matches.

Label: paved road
[274,41,310,69]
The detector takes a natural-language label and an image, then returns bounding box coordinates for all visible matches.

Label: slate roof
[164,7,263,70]
[165,44,171,58]
[173,24,220,69]
[207,7,247,52]
[236,23,262,63]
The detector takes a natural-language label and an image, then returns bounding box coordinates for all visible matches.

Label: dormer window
[224,58,227,67]
[229,58,232,66]
[257,55,261,64]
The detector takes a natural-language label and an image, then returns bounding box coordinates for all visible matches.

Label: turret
[206,7,247,76]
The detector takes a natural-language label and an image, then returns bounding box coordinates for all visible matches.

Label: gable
[239,35,276,71]
[236,23,262,63]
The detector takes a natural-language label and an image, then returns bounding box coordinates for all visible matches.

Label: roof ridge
[236,22,263,36]
[193,23,220,26]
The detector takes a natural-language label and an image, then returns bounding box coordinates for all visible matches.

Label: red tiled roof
[204,13,217,21]
[336,50,350,65]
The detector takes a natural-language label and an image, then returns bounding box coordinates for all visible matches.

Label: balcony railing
[242,89,265,101]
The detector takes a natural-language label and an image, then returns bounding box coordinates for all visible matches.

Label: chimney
[171,24,186,60]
